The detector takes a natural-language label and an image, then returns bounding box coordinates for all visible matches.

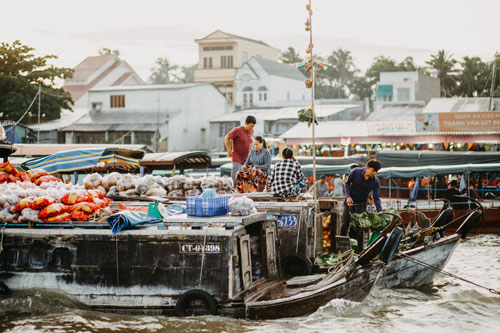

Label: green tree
[0,40,73,122]
[325,49,358,98]
[426,50,458,97]
[455,56,489,97]
[398,56,419,71]
[173,64,196,83]
[349,76,373,100]
[149,57,178,84]
[98,48,120,56]
[365,56,400,86]
[280,47,303,64]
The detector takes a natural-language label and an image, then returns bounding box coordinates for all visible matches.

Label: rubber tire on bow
[356,235,387,266]
[431,207,454,237]
[379,227,404,264]
[456,210,482,239]
[281,253,313,277]
[175,289,218,316]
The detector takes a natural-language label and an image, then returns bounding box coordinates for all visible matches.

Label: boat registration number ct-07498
[180,243,222,254]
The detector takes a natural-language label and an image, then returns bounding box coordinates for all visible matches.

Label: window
[226,92,233,104]
[110,95,125,108]
[397,88,411,102]
[258,87,267,101]
[91,102,102,111]
[203,46,233,51]
[377,85,393,101]
[200,128,206,144]
[203,57,213,69]
[242,87,253,108]
[242,52,248,63]
[221,55,233,68]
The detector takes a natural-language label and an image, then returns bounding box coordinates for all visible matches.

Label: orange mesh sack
[61,190,92,205]
[0,161,17,175]
[45,212,72,222]
[39,203,69,218]
[71,202,100,214]
[32,196,57,210]
[16,172,31,182]
[27,169,49,182]
[0,172,11,184]
[92,197,111,208]
[14,197,36,211]
[88,189,106,199]
[71,210,89,221]
[35,175,62,185]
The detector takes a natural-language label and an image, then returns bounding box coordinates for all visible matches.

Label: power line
[14,89,39,125]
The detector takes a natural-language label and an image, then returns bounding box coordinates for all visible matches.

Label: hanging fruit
[305,78,313,88]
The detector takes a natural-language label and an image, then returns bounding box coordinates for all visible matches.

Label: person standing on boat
[266,148,308,197]
[235,136,272,193]
[340,159,383,249]
[331,174,345,197]
[312,175,330,197]
[225,116,256,184]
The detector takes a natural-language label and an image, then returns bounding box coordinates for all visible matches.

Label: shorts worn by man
[225,116,256,183]
[340,159,383,251]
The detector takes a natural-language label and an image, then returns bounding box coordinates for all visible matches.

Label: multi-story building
[194,30,280,105]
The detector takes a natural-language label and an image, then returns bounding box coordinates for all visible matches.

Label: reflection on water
[1,235,499,333]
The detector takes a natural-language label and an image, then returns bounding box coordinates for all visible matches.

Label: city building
[194,30,280,105]
[234,56,309,109]
[374,71,440,112]
[61,83,229,152]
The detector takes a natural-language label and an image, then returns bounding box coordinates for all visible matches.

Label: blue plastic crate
[186,195,229,217]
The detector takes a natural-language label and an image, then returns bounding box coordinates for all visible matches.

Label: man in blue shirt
[340,159,382,250]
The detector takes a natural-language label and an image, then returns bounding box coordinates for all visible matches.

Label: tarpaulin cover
[26,148,144,174]
[107,210,162,234]
[220,162,359,177]
[377,163,500,179]
[377,151,500,168]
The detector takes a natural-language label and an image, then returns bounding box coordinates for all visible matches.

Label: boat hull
[245,264,382,320]
[376,234,460,288]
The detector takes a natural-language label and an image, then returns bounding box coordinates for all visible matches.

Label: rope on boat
[399,253,500,295]
[198,225,209,286]
[0,222,6,254]
[115,234,120,285]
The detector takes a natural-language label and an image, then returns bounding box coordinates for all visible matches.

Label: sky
[1,0,499,82]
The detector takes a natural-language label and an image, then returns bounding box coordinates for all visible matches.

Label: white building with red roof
[64,54,144,108]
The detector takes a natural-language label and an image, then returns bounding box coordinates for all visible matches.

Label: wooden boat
[375,203,482,289]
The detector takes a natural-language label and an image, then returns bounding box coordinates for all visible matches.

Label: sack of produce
[83,173,102,189]
[71,202,100,214]
[0,207,18,223]
[101,172,121,190]
[27,169,49,182]
[34,175,62,185]
[13,197,36,211]
[44,212,72,222]
[71,210,89,221]
[18,208,41,222]
[145,187,167,197]
[39,203,70,218]
[228,196,257,216]
[32,196,57,210]
[61,189,92,205]
[116,174,135,191]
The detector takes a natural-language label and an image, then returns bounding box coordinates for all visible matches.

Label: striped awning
[25,148,145,174]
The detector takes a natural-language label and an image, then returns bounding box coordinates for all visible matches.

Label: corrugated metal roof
[90,83,205,92]
[29,108,89,131]
[211,105,360,122]
[423,97,500,113]
[70,55,116,81]
[252,57,305,81]
[62,123,157,132]
[367,104,425,121]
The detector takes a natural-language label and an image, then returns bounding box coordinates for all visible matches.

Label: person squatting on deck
[266,148,308,197]
[340,159,383,251]
[225,115,256,184]
[235,136,272,193]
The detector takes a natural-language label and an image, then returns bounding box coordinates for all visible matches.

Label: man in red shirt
[225,116,256,183]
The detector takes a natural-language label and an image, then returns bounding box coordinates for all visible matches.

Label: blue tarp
[25,147,144,174]
[107,210,163,234]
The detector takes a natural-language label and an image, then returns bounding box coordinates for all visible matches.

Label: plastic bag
[27,169,49,182]
[101,172,121,190]
[83,173,102,189]
[18,208,41,222]
[117,174,135,192]
[229,196,257,216]
[71,202,100,214]
[13,197,36,211]
[44,212,72,222]
[71,210,89,221]
[61,190,92,205]
[35,175,62,185]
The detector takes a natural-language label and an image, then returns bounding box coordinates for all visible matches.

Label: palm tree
[279,47,303,64]
[149,57,178,84]
[426,50,457,97]
[456,56,489,97]
[326,49,357,97]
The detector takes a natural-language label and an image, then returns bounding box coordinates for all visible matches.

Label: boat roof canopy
[376,150,500,168]
[140,151,211,170]
[377,163,500,178]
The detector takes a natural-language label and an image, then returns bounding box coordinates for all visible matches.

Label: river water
[1,234,499,333]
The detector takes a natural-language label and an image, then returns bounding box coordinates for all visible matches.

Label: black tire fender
[432,207,454,237]
[356,235,387,266]
[456,210,482,239]
[379,227,404,264]
[281,253,313,277]
[175,289,218,316]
